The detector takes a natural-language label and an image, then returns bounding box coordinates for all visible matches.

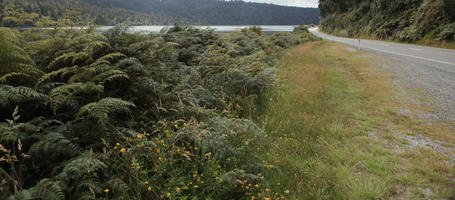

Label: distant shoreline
[18,25,301,33]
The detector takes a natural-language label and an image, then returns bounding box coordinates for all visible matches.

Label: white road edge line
[310,30,455,66]
[363,46,455,66]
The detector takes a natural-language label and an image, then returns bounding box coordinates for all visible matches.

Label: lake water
[97,25,296,33]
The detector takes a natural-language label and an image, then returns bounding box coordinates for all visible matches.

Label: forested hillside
[319,0,455,43]
[0,21,319,199]
[0,0,320,26]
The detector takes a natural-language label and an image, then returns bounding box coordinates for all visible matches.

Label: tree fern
[76,98,135,125]
[49,82,104,114]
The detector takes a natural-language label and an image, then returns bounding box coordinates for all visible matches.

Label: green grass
[260,41,455,199]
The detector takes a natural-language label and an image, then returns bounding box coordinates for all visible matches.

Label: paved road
[309,28,455,122]
[309,28,455,66]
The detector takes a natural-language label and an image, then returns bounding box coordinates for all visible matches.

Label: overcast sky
[243,0,319,8]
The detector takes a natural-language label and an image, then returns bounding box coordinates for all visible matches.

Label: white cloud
[243,0,318,8]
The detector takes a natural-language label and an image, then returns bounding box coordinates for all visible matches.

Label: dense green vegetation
[0,22,319,199]
[0,0,320,26]
[319,0,455,43]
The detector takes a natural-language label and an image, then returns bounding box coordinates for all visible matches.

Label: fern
[0,72,30,84]
[0,28,43,83]
[88,59,110,68]
[30,179,66,200]
[48,52,90,70]
[49,82,104,114]
[94,52,126,63]
[115,57,147,74]
[106,178,129,194]
[35,66,79,88]
[76,98,135,125]
[58,153,107,182]
[28,131,80,160]
[0,84,48,108]
[94,69,129,85]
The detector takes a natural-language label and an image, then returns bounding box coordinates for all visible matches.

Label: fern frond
[95,52,126,63]
[106,178,129,194]
[94,69,129,85]
[77,178,102,195]
[88,59,110,68]
[0,84,48,107]
[76,192,96,200]
[35,66,79,88]
[49,82,104,114]
[0,72,30,84]
[58,153,107,182]
[0,28,43,83]
[86,40,110,54]
[31,179,65,200]
[76,98,135,124]
[48,52,90,70]
[115,57,147,74]
[47,52,77,70]
[28,131,80,160]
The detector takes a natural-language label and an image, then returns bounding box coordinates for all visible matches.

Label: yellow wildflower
[236,104,241,109]
[120,148,126,153]
[194,185,198,188]
[145,181,149,185]
[104,188,109,193]
[176,187,181,192]
[136,165,140,170]
[116,142,120,146]
[137,134,143,139]
[167,193,171,197]
[147,186,152,191]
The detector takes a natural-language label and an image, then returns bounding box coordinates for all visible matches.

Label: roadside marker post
[358,39,361,51]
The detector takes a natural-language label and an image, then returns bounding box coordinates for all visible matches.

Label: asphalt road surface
[309,28,455,122]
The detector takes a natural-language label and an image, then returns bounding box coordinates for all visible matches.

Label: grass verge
[261,41,455,199]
